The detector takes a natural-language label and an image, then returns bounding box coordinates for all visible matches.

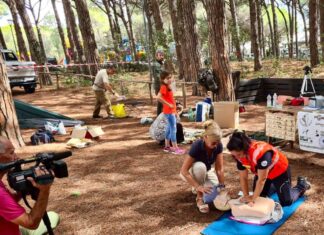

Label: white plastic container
[273,93,278,108]
[267,94,272,108]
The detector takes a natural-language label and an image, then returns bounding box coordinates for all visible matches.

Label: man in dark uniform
[152,50,165,116]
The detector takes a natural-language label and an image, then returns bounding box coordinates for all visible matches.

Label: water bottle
[267,94,272,108]
[273,93,278,108]
[188,107,194,122]
[188,107,193,121]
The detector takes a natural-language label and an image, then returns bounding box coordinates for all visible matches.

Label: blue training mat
[201,195,305,235]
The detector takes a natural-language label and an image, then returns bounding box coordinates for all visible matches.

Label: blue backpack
[31,129,55,145]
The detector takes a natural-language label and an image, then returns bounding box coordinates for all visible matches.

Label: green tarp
[14,99,83,129]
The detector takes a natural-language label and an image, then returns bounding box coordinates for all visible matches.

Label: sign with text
[297,111,324,154]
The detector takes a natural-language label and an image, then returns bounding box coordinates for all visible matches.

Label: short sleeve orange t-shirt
[160,85,176,114]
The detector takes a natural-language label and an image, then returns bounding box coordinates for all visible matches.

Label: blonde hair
[202,120,222,141]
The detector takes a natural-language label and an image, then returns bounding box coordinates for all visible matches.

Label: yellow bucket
[112,103,127,118]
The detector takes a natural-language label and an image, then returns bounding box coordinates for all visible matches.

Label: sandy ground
[9,85,324,235]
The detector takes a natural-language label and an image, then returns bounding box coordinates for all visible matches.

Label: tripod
[300,66,316,97]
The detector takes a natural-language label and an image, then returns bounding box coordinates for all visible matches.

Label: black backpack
[198,68,218,93]
[176,123,184,143]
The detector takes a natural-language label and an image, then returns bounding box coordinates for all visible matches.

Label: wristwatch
[218,184,225,189]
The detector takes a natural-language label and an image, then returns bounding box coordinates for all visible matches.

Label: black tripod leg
[42,211,54,235]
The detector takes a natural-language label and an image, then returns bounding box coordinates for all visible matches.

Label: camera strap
[22,193,55,235]
[22,193,32,209]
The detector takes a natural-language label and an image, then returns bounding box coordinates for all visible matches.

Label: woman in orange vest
[227,131,310,207]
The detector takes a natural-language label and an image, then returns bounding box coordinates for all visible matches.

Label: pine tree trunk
[0,55,24,148]
[276,3,290,57]
[35,25,47,62]
[256,2,263,58]
[309,0,320,66]
[288,1,294,58]
[117,1,136,62]
[110,0,122,44]
[149,0,164,31]
[5,0,29,61]
[14,0,51,85]
[125,0,137,61]
[294,0,298,58]
[62,0,85,73]
[0,28,6,49]
[228,31,232,56]
[62,0,77,68]
[103,0,119,58]
[260,5,266,57]
[249,0,262,71]
[144,0,155,59]
[262,1,274,57]
[51,0,69,64]
[26,0,47,63]
[74,0,99,76]
[180,0,201,95]
[229,0,242,61]
[271,0,279,58]
[298,0,308,47]
[320,0,324,61]
[168,0,184,79]
[149,0,174,72]
[204,0,235,101]
[176,0,190,82]
[65,17,76,61]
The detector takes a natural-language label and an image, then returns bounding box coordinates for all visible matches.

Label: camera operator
[0,136,53,235]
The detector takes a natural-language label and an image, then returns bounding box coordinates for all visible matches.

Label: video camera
[0,151,72,199]
[303,65,312,75]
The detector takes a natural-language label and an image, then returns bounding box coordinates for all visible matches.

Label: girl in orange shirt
[157,71,185,155]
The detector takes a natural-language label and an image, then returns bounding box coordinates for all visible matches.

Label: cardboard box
[213,102,239,129]
[71,125,104,139]
[87,126,104,137]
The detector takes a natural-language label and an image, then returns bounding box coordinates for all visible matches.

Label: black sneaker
[297,176,311,191]
[92,115,103,119]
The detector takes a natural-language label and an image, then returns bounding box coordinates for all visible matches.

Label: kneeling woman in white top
[180,120,225,213]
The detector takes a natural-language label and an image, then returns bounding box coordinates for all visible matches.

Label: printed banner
[297,111,324,154]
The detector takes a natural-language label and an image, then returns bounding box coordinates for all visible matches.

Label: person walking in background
[157,71,185,155]
[92,64,118,119]
[153,50,165,116]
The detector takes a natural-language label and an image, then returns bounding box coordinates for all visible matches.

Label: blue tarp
[201,195,305,235]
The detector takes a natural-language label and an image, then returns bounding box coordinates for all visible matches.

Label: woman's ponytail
[226,130,251,153]
[203,120,222,141]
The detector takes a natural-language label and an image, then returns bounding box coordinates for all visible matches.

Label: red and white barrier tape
[6,61,148,70]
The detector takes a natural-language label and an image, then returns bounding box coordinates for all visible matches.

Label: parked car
[1,49,37,93]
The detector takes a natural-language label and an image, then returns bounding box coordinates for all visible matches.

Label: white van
[1,49,37,93]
